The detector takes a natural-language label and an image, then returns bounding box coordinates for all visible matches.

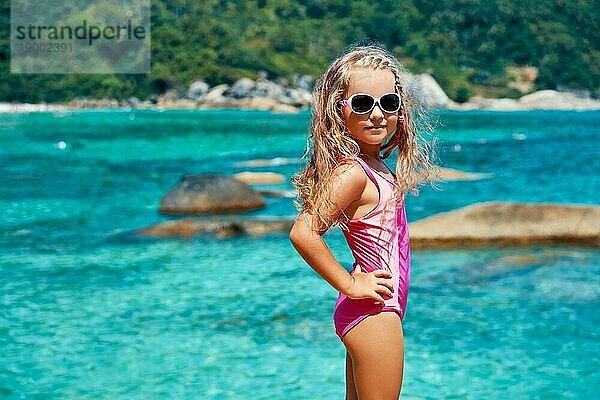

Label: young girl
[289,43,440,399]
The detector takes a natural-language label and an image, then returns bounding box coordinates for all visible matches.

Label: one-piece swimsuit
[333,155,411,340]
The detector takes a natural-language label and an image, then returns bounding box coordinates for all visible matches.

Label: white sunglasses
[339,92,402,114]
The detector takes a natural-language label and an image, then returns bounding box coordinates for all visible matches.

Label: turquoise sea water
[1,109,599,399]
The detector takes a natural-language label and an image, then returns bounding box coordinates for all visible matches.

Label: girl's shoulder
[337,155,379,184]
[332,156,367,183]
[327,157,369,200]
[336,155,364,171]
[334,156,371,181]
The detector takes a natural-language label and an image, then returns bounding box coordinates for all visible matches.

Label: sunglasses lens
[350,95,375,113]
[380,94,401,112]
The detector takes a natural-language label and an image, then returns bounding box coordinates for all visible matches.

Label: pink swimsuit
[333,156,411,340]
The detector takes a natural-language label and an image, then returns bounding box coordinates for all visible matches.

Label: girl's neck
[358,143,382,161]
[359,151,382,162]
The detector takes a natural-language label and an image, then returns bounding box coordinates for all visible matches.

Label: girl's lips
[366,126,385,129]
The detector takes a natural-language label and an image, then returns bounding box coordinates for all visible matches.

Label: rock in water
[135,217,293,238]
[409,201,600,247]
[437,167,493,181]
[233,171,285,184]
[159,174,266,215]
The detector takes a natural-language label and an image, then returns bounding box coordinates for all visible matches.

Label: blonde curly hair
[291,42,443,233]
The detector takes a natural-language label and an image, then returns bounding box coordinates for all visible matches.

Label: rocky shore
[445,90,600,111]
[2,73,599,113]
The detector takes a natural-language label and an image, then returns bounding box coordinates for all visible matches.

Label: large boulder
[253,80,286,100]
[225,78,310,108]
[159,174,266,215]
[413,73,453,108]
[187,80,210,100]
[409,201,600,248]
[291,74,313,91]
[281,87,312,106]
[228,78,256,98]
[203,84,230,104]
[229,78,289,101]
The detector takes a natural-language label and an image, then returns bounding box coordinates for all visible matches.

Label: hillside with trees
[0,0,597,103]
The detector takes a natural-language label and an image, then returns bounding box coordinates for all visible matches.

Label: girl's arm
[289,161,393,303]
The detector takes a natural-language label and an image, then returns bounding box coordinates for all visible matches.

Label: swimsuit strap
[382,161,397,180]
[349,155,396,185]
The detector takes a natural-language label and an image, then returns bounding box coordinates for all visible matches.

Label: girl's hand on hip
[345,264,394,304]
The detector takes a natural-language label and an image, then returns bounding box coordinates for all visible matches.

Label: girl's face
[341,68,399,151]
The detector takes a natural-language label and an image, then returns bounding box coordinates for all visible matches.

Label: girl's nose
[370,103,384,119]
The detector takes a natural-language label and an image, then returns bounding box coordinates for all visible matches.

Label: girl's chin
[351,131,392,144]
[356,138,386,146]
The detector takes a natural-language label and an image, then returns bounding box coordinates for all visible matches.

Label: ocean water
[0,109,598,399]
